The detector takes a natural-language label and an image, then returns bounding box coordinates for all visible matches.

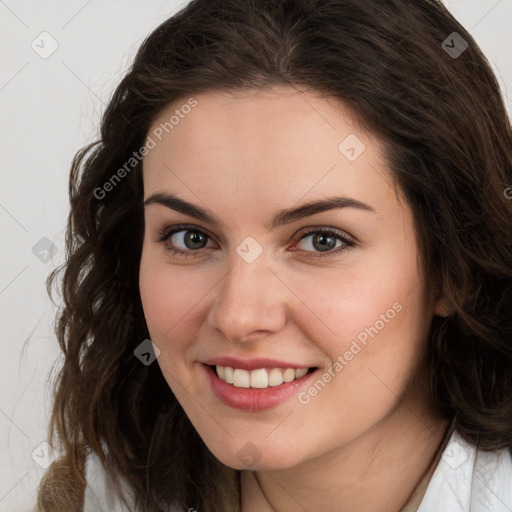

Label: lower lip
[202,363,319,411]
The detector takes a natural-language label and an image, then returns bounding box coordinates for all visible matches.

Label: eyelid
[292,226,355,258]
[156,223,355,242]
[155,223,215,244]
[297,225,355,243]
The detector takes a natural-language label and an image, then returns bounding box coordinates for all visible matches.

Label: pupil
[185,231,206,250]
[314,233,335,252]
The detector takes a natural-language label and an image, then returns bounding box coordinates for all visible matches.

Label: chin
[206,439,305,472]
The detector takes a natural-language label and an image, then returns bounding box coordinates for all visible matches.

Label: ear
[433,295,455,317]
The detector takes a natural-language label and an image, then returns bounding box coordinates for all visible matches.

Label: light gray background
[1,1,511,510]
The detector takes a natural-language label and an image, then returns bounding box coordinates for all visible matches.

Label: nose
[207,248,288,343]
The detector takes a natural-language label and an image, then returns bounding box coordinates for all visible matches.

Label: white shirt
[84,429,512,511]
[418,429,512,512]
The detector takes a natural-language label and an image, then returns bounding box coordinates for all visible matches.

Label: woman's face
[139,86,441,471]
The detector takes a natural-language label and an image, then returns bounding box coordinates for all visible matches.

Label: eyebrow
[143,192,376,230]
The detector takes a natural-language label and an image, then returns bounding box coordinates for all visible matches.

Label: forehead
[145,86,371,159]
[142,87,398,217]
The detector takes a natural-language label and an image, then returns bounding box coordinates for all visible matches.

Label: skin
[138,86,452,511]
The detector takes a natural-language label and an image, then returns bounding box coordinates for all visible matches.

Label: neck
[240,398,450,512]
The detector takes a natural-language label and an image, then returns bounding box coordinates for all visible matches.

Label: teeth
[282,368,295,382]
[224,366,234,384]
[268,368,284,386]
[295,367,308,378]
[250,368,268,388]
[233,369,250,388]
[214,365,311,388]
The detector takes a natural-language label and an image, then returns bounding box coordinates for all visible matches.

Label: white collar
[417,429,512,512]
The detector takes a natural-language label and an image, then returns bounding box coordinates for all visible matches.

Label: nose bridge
[208,244,286,341]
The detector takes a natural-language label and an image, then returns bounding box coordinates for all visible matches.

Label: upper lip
[203,356,316,371]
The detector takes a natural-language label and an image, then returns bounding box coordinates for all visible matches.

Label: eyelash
[155,224,355,260]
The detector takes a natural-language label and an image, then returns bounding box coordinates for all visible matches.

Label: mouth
[202,363,320,411]
[207,364,318,389]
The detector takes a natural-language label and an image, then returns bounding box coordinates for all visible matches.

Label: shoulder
[83,450,135,512]
[83,450,184,512]
[418,429,512,512]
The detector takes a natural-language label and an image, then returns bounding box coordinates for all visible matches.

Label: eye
[156,224,215,257]
[155,224,355,259]
[293,227,355,259]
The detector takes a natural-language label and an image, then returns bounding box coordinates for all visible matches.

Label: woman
[36,0,512,511]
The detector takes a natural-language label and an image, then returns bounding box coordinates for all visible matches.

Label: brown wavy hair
[36,0,512,510]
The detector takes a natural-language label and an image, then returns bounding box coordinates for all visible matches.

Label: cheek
[285,274,428,450]
[290,264,423,351]
[289,246,428,393]
[138,251,205,351]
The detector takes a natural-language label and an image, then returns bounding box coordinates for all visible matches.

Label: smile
[202,363,320,411]
[213,365,312,388]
